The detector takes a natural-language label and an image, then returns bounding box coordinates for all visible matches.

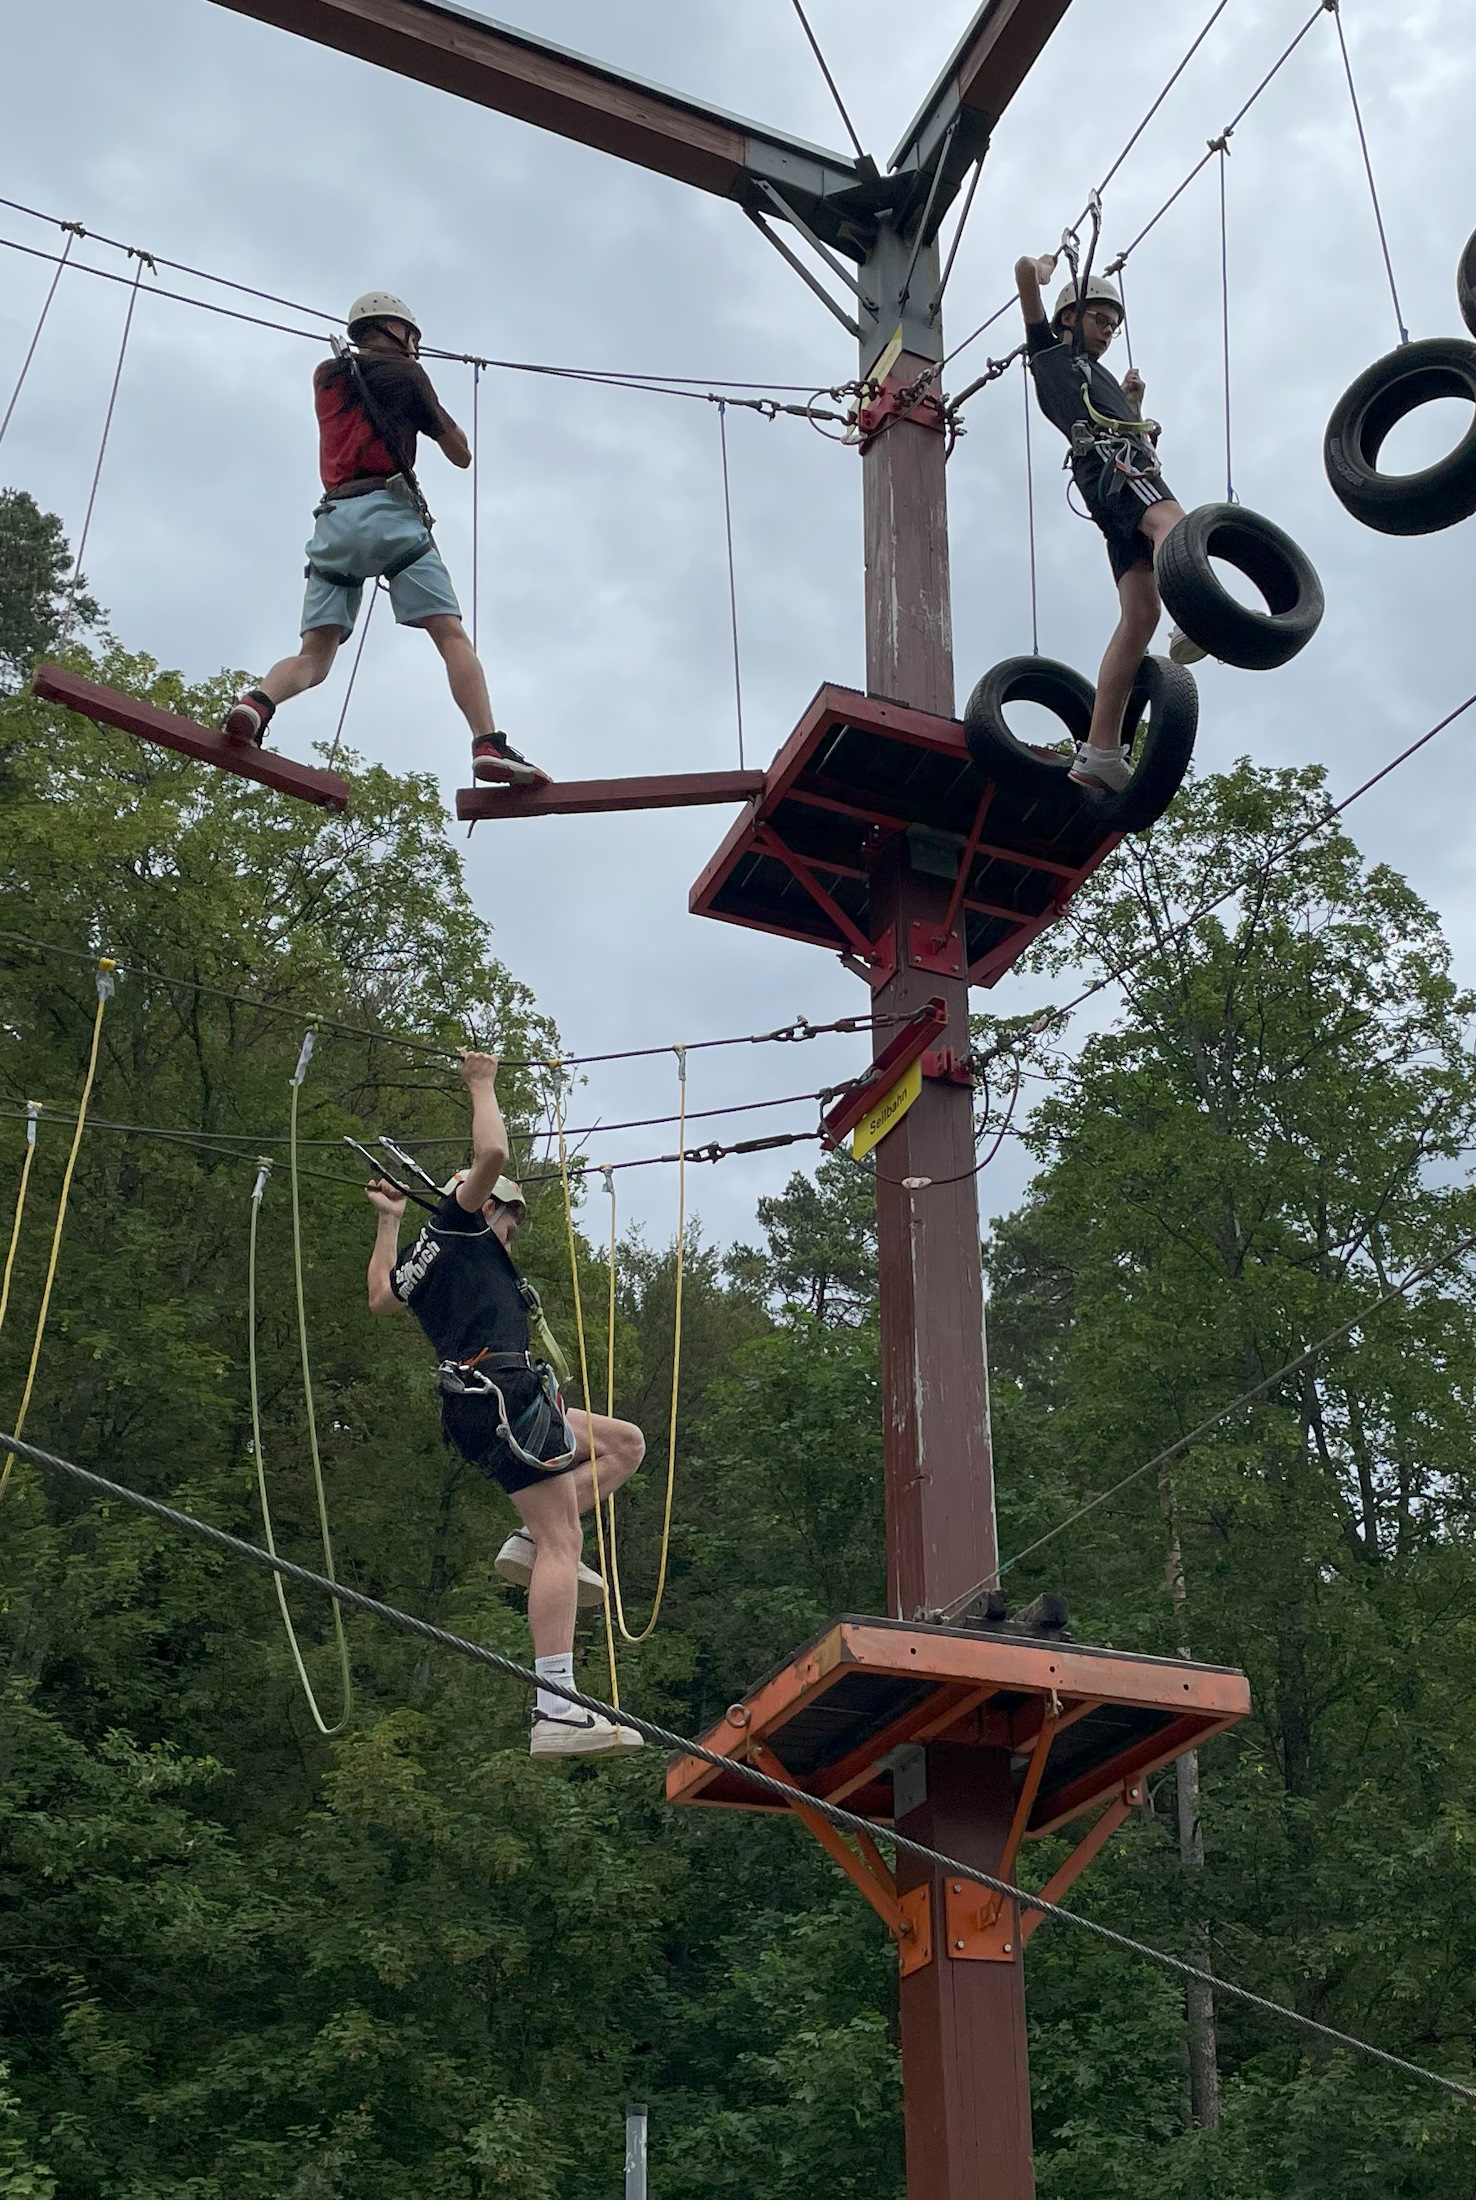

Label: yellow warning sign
[853,1056,923,1159]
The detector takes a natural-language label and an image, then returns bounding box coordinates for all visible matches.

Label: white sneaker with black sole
[1168,625,1209,666]
[1068,741,1134,793]
[529,1708,645,1758]
[496,1527,607,1608]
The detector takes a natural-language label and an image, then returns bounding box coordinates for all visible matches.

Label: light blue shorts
[300,478,461,637]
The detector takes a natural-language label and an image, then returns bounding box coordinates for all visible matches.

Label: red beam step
[32,665,350,813]
[456,770,765,821]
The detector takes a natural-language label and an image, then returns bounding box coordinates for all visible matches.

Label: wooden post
[863,354,1035,2199]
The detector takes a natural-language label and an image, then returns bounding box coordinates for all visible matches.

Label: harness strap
[305,534,435,591]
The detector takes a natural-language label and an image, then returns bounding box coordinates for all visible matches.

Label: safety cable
[6,1422,1473,2109]
[787,0,866,163]
[716,401,746,769]
[1021,355,1040,655]
[0,222,79,449]
[944,1215,1476,1616]
[1095,0,1234,197]
[281,1033,353,1726]
[0,963,113,1495]
[1328,0,1408,344]
[0,1105,41,1342]
[247,1158,351,1733]
[470,361,481,654]
[66,249,152,632]
[1217,139,1236,503]
[325,581,381,769]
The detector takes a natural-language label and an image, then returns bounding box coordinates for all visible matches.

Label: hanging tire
[1458,228,1476,340]
[1086,654,1199,834]
[962,655,1093,795]
[1323,336,1476,536]
[1154,502,1324,670]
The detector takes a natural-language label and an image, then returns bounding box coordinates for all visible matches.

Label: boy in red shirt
[226,292,542,785]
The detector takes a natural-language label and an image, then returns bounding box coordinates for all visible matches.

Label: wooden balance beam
[32,665,351,813]
[455,769,766,822]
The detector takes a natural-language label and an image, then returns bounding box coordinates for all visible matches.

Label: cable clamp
[24,1102,39,1145]
[1207,129,1234,155]
[292,1031,316,1087]
[95,959,116,1001]
[252,1159,272,1205]
[674,1044,688,1085]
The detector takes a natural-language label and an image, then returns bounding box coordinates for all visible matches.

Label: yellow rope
[1,966,114,1496]
[0,1104,41,1344]
[551,1074,623,1708]
[248,1156,351,1734]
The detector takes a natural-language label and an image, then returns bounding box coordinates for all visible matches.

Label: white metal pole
[624,2105,648,2200]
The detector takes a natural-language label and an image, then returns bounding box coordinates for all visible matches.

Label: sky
[2,0,1474,1257]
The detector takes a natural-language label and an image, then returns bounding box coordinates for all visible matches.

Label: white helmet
[439,1170,526,1214]
[1052,274,1123,325]
[347,290,421,340]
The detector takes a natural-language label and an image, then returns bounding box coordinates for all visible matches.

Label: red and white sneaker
[472,732,548,786]
[224,688,276,745]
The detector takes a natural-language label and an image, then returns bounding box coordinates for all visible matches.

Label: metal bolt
[1003,1942,1013,1954]
[952,1882,963,1893]
[954,1939,965,1951]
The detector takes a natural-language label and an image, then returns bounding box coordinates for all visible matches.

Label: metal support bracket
[856,370,948,453]
[749,1740,934,1974]
[1018,1776,1144,1948]
[921,1045,974,1086]
[753,825,894,978]
[944,1700,1057,1963]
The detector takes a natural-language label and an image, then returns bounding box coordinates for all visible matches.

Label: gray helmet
[346,290,421,341]
[1052,274,1123,325]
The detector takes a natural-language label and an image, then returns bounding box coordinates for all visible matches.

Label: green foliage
[0,492,99,695]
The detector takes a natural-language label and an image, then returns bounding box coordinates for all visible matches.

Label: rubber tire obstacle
[1458,226,1476,341]
[1154,504,1324,670]
[963,652,1198,835]
[1323,336,1476,537]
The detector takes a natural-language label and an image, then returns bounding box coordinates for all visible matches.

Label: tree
[0,490,100,694]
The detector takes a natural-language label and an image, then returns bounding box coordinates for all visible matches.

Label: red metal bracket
[943,1702,1059,1963]
[921,1046,973,1086]
[908,920,966,978]
[856,371,947,454]
[821,996,949,1148]
[749,1740,933,1974]
[1019,1776,1144,1947]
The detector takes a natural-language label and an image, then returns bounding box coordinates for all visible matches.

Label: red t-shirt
[313,353,447,489]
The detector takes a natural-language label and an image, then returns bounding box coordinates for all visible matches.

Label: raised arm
[455,1052,510,1212]
[1015,251,1058,328]
[366,1181,409,1313]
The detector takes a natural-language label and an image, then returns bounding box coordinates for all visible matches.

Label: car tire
[1155,502,1325,670]
[1323,335,1476,536]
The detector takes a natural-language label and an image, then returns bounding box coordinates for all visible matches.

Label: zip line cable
[716,400,746,769]
[787,0,866,164]
[247,1158,351,1734]
[0,962,114,1496]
[945,1215,1476,1614]
[1329,0,1408,344]
[0,1104,41,1343]
[66,249,152,632]
[0,221,79,449]
[7,1422,1474,2109]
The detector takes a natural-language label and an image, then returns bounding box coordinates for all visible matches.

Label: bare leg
[417,613,496,740]
[1081,564,1161,756]
[509,1472,581,1657]
[565,1411,645,1518]
[257,625,342,708]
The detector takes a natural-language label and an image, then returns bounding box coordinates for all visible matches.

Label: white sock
[535,1651,576,1720]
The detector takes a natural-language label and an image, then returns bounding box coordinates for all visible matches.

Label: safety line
[1095,0,1234,196]
[0,964,113,1495]
[0,1105,40,1341]
[1021,355,1040,654]
[470,362,481,653]
[67,251,151,631]
[787,0,866,163]
[325,581,381,769]
[247,1160,351,1733]
[945,1216,1476,1613]
[1329,0,1409,344]
[716,401,746,770]
[1217,140,1235,503]
[0,223,78,448]
[7,1424,1473,2109]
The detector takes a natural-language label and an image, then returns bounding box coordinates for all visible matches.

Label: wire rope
[716,399,746,770]
[1329,0,1408,344]
[325,581,381,769]
[1021,354,1040,654]
[247,1157,351,1733]
[1095,0,1235,197]
[67,250,151,630]
[0,964,113,1495]
[787,0,867,162]
[470,361,481,653]
[0,1105,41,1343]
[1217,138,1236,503]
[0,223,80,449]
[8,1421,1474,2110]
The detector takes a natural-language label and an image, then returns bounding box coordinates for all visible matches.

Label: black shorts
[441,1375,578,1497]
[1073,450,1176,583]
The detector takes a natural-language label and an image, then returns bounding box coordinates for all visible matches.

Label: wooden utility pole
[207,5,1079,2191]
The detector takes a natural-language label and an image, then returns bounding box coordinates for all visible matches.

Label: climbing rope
[1329,0,1408,344]
[716,400,746,769]
[0,1105,41,1342]
[1,963,113,1495]
[67,248,153,633]
[470,360,481,653]
[1216,137,1236,502]
[248,1153,351,1733]
[0,221,81,449]
[1021,355,1040,654]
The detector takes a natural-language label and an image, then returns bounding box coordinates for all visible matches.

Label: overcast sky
[3,0,1474,1253]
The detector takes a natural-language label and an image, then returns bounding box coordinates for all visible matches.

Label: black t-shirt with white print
[389,1192,529,1365]
[1026,317,1143,443]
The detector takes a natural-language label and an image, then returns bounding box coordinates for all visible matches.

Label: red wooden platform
[455,768,764,820]
[668,1617,1249,1968]
[32,666,350,813]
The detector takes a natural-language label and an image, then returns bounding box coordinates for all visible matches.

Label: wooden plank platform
[454,768,765,821]
[667,1616,1250,1837]
[32,665,350,813]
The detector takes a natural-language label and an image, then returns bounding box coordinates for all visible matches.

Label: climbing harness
[328,332,435,529]
[1,964,113,1496]
[436,1349,577,1475]
[243,1032,353,1733]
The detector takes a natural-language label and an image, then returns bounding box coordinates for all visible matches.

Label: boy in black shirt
[226,291,544,788]
[366,1050,645,1757]
[1014,251,1200,792]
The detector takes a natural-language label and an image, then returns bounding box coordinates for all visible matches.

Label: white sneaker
[529,1708,645,1758]
[496,1527,607,1608]
[1068,742,1134,793]
[1168,625,1208,666]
